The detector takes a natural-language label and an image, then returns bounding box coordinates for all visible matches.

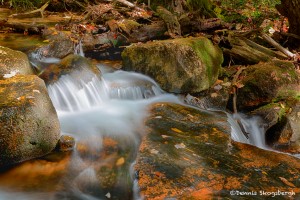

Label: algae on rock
[122,37,223,93]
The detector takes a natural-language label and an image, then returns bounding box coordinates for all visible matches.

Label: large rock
[122,37,223,93]
[263,101,300,153]
[236,60,299,110]
[0,75,60,167]
[135,103,300,199]
[0,46,34,79]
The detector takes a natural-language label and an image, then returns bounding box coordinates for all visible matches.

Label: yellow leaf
[43,39,50,43]
[262,171,268,175]
[116,157,125,166]
[171,128,183,133]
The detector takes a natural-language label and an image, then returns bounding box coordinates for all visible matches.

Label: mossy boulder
[39,54,101,85]
[236,60,299,110]
[135,103,300,199]
[122,37,223,93]
[0,46,34,79]
[0,75,60,167]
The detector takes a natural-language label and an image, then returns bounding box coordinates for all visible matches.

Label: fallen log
[1,22,45,34]
[223,33,289,64]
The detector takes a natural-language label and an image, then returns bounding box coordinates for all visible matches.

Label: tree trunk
[276,0,300,46]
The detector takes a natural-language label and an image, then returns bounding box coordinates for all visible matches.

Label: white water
[228,113,268,149]
[46,63,179,200]
[0,48,276,199]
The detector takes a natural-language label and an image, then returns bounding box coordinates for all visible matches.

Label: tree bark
[276,0,300,46]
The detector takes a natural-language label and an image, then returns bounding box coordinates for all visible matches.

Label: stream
[0,38,283,200]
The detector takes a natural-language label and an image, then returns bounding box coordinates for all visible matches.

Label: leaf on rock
[210,93,218,98]
[175,143,186,149]
[116,157,125,166]
[235,82,244,88]
[171,128,183,133]
[150,149,159,154]
[279,177,296,187]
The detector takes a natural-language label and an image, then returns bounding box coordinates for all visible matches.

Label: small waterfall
[228,113,267,149]
[44,63,180,200]
[103,71,164,100]
[74,40,85,57]
[48,74,109,112]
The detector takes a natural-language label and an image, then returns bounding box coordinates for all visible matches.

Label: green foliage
[2,0,44,10]
[213,0,281,25]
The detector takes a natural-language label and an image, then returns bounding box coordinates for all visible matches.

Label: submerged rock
[135,103,300,199]
[122,37,223,93]
[0,75,60,167]
[56,135,75,152]
[39,54,101,84]
[236,60,299,110]
[0,46,34,79]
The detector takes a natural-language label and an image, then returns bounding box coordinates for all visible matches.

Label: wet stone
[56,135,75,152]
[135,103,300,199]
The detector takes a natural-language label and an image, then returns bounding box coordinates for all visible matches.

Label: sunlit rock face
[135,103,300,199]
[122,37,223,94]
[0,75,60,168]
[0,46,34,79]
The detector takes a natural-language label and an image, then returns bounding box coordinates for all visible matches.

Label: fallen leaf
[161,135,170,138]
[3,70,19,79]
[171,128,183,133]
[116,157,125,166]
[279,177,296,187]
[235,82,244,88]
[175,143,186,149]
[33,90,40,93]
[150,149,159,154]
[210,93,218,98]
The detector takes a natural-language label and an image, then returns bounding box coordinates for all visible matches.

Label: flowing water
[0,60,180,199]
[0,44,278,199]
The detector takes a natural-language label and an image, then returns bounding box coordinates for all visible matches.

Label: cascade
[0,52,282,199]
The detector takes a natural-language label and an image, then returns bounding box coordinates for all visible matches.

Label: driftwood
[115,0,144,11]
[9,1,49,18]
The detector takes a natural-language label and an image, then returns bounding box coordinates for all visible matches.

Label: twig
[261,32,296,59]
[232,66,249,139]
[9,1,49,18]
[232,67,246,114]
